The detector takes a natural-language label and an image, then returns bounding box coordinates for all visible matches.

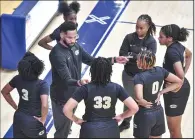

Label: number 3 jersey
[72,82,129,121]
[9,75,49,117]
[133,66,169,104]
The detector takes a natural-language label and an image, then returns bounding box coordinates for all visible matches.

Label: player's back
[133,66,169,103]
[10,75,47,117]
[81,82,128,121]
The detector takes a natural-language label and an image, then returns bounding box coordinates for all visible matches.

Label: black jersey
[9,75,49,117]
[163,42,185,75]
[133,67,169,103]
[72,82,129,121]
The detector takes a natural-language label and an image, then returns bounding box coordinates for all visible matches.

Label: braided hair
[137,14,156,37]
[160,24,189,42]
[18,52,45,81]
[90,57,112,86]
[137,50,156,70]
[58,1,80,17]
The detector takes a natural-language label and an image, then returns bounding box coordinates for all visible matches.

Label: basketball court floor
[1,1,194,138]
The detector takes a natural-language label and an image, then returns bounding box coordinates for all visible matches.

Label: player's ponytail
[160,24,189,42]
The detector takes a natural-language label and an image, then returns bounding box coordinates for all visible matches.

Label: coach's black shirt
[163,42,185,75]
[119,32,157,76]
[133,67,169,104]
[72,82,129,121]
[9,75,49,117]
[49,42,94,103]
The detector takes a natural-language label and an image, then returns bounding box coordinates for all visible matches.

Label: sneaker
[119,121,130,132]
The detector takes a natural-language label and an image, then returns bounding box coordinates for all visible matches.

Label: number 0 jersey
[133,66,169,103]
[72,82,129,121]
[9,75,49,117]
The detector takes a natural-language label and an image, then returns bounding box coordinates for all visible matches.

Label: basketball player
[1,52,49,138]
[63,57,139,138]
[158,24,192,138]
[38,1,80,50]
[49,21,129,138]
[133,50,182,138]
[119,14,157,132]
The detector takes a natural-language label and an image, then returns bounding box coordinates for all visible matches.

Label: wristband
[114,57,116,63]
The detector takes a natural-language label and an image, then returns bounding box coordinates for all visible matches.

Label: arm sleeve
[49,28,60,41]
[119,35,129,56]
[9,75,18,88]
[162,68,170,79]
[133,74,144,85]
[72,86,87,103]
[39,81,50,95]
[80,47,94,66]
[117,85,129,102]
[49,51,78,86]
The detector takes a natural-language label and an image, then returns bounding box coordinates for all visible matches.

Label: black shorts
[133,104,165,138]
[79,119,119,138]
[163,78,190,117]
[13,110,46,138]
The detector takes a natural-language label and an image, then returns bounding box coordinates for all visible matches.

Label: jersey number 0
[22,89,29,101]
[152,81,159,94]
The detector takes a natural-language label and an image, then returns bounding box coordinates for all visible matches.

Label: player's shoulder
[37,79,49,87]
[125,32,136,39]
[145,35,156,44]
[12,74,21,80]
[168,42,184,52]
[9,74,21,84]
[154,66,164,71]
[108,82,122,88]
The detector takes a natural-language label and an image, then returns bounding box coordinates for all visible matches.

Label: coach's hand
[115,56,129,64]
[78,79,90,86]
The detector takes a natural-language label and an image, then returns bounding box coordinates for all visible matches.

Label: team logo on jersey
[39,130,45,136]
[133,123,137,128]
[170,104,177,108]
[129,44,136,47]
[75,50,79,55]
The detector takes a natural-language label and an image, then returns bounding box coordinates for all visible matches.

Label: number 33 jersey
[133,67,169,103]
[9,75,49,117]
[72,82,129,121]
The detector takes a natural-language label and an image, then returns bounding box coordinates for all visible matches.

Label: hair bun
[69,1,80,14]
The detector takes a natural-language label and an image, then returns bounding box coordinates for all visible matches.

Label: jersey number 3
[152,81,159,94]
[22,89,29,101]
[94,96,111,109]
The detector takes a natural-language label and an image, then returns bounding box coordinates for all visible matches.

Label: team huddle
[1,1,192,139]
